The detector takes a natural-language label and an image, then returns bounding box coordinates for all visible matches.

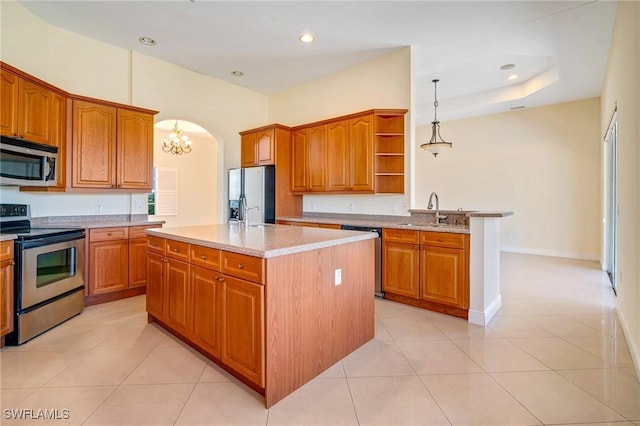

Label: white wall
[600,0,640,378]
[0,1,268,223]
[415,98,602,261]
[268,48,413,215]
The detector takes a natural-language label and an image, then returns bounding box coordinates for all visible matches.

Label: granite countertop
[147,224,377,259]
[30,215,164,230]
[0,234,16,242]
[277,215,471,234]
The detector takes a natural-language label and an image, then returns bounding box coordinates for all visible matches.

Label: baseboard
[468,295,502,326]
[616,309,640,380]
[501,246,600,262]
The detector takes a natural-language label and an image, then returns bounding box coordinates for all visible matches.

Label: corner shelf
[373,111,406,194]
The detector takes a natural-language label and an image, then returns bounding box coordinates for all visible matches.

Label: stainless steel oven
[0,204,85,344]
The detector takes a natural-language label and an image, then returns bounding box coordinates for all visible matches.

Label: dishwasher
[340,225,383,297]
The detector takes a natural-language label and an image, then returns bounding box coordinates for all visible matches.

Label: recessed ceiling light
[508,74,518,80]
[299,34,314,43]
[231,70,244,77]
[138,36,156,46]
[510,105,525,110]
[500,63,515,71]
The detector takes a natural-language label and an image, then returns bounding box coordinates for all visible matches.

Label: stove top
[0,203,84,242]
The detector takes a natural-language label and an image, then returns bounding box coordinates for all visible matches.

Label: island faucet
[427,192,448,224]
[238,195,259,227]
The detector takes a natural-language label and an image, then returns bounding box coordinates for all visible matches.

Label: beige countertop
[1,234,16,242]
[277,215,471,234]
[30,215,164,230]
[147,224,377,258]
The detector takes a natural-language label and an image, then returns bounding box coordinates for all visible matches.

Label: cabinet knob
[237,263,244,269]
[218,276,225,282]
[173,248,179,252]
[111,185,115,188]
[107,232,112,236]
[201,255,207,260]
[9,260,15,266]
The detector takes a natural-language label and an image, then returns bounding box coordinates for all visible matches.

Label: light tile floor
[1,253,638,425]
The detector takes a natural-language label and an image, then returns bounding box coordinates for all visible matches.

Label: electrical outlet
[334,269,342,286]
[135,199,143,210]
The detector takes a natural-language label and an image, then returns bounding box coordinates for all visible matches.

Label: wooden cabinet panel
[221,251,265,284]
[190,265,222,357]
[307,125,327,192]
[0,69,19,137]
[326,120,350,191]
[165,259,190,335]
[72,100,117,188]
[256,128,275,165]
[241,132,257,167]
[383,241,420,298]
[147,235,166,254]
[146,251,165,320]
[221,275,264,387]
[190,245,221,271]
[17,79,51,144]
[420,231,465,249]
[350,115,374,191]
[166,240,190,262]
[0,241,13,261]
[49,92,67,187]
[89,227,129,242]
[129,238,149,288]
[382,228,420,244]
[117,109,153,189]
[291,129,308,192]
[420,246,467,308]
[129,225,160,240]
[1,259,14,337]
[89,240,129,295]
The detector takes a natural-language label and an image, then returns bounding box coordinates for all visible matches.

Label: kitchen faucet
[238,195,259,227]
[427,192,448,224]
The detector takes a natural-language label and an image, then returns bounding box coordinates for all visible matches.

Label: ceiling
[19,1,617,124]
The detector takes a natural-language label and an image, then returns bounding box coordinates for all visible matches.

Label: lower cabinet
[382,229,469,318]
[146,237,265,387]
[1,241,15,341]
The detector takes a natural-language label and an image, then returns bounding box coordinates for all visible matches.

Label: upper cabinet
[241,127,275,167]
[290,109,406,194]
[72,98,155,190]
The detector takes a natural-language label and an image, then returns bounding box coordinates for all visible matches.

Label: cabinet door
[382,241,419,298]
[117,109,153,189]
[17,79,51,144]
[241,132,257,167]
[89,240,129,295]
[0,260,14,337]
[307,125,327,192]
[129,238,149,288]
[72,100,117,188]
[165,258,190,335]
[221,275,264,387]
[0,70,19,137]
[420,246,467,308]
[256,128,275,165]
[146,251,165,320]
[49,93,67,188]
[326,119,350,191]
[190,265,222,357]
[350,115,374,191]
[291,129,308,192]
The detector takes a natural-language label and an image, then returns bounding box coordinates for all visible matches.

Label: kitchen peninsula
[145,224,376,408]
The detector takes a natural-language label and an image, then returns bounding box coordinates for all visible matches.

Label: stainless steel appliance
[0,136,57,187]
[0,204,85,344]
[340,225,383,297]
[228,165,275,224]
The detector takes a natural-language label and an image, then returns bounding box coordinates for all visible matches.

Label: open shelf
[375,155,404,175]
[375,175,404,194]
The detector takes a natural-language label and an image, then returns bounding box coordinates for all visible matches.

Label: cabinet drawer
[420,231,466,249]
[221,251,265,284]
[382,228,419,244]
[0,241,14,261]
[190,245,221,271]
[166,239,190,261]
[147,235,166,254]
[129,224,162,239]
[90,227,128,242]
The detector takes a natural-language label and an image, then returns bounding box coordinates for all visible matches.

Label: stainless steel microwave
[0,136,57,187]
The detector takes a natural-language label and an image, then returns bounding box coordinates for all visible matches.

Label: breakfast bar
[145,224,376,408]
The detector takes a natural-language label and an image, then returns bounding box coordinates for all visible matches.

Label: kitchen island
[145,224,376,408]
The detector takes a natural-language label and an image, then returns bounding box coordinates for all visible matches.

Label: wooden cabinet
[0,69,19,138]
[146,237,265,387]
[241,128,275,167]
[239,124,302,217]
[290,109,405,194]
[0,241,15,341]
[382,229,469,318]
[49,92,67,188]
[72,100,154,190]
[87,225,161,303]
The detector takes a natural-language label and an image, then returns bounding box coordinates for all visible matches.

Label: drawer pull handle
[237,264,244,269]
[201,255,207,260]
[173,248,179,252]
[218,276,225,282]
[107,232,112,236]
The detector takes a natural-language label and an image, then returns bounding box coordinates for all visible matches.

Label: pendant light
[420,79,452,157]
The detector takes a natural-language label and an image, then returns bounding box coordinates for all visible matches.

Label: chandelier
[162,121,192,155]
[420,79,452,157]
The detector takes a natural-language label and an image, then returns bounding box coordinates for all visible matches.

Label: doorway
[604,111,617,292]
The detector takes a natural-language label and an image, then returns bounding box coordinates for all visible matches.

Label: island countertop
[146,223,377,258]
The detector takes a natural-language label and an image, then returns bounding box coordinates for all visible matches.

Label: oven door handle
[19,231,85,249]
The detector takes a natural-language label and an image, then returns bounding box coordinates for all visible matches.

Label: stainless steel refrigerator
[228,165,276,224]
